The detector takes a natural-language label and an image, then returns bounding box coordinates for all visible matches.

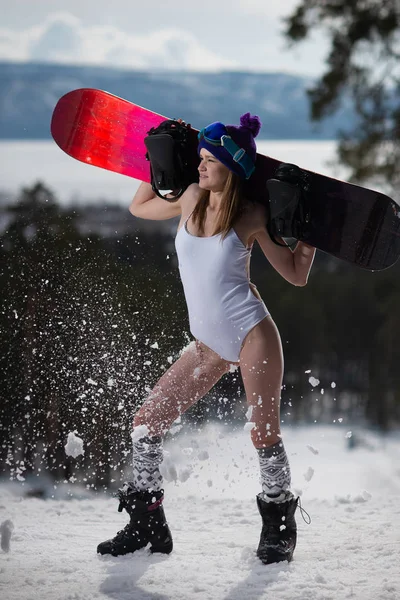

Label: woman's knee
[133,390,169,431]
[133,403,171,436]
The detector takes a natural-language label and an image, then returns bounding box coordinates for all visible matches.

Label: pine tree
[285,1,400,193]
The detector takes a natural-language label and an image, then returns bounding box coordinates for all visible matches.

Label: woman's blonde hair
[191,172,247,238]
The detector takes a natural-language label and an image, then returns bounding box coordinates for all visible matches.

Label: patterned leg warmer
[131,435,164,493]
[257,441,291,501]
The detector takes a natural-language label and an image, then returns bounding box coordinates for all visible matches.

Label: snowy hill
[0,61,353,140]
[1,424,399,600]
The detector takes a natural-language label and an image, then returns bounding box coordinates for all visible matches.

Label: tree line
[0,182,399,490]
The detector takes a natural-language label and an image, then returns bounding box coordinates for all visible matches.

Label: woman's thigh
[134,340,231,436]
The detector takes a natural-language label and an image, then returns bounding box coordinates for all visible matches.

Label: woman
[97,113,315,564]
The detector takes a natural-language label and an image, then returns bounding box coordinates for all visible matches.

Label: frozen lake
[0,139,348,205]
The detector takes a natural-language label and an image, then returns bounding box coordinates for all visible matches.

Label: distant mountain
[0,61,351,140]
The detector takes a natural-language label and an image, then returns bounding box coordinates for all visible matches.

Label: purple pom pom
[239,113,261,138]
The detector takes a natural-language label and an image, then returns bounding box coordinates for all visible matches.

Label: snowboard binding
[266,163,311,246]
[144,119,197,201]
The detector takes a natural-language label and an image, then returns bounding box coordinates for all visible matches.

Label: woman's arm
[129,182,182,220]
[291,240,316,285]
[255,227,316,287]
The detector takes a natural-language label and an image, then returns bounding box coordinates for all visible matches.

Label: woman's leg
[240,316,291,498]
[134,340,232,435]
[130,340,231,493]
[97,341,231,557]
[240,316,284,448]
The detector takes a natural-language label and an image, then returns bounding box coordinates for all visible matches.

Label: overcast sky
[0,0,328,76]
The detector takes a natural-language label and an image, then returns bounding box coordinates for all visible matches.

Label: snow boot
[256,492,298,564]
[97,483,173,557]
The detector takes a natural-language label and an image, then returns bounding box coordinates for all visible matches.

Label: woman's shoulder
[182,182,202,205]
[185,182,202,198]
[240,200,267,227]
[234,200,267,244]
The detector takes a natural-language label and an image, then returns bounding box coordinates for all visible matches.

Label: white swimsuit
[175,216,269,362]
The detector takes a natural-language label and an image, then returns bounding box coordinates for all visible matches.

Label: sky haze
[0,1,327,75]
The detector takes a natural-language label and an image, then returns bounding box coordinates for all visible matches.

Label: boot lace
[114,484,136,513]
[296,496,311,524]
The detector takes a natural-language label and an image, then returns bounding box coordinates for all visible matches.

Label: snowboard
[51,88,400,271]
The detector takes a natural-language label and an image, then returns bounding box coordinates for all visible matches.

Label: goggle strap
[221,135,255,179]
[198,128,255,179]
[198,127,224,146]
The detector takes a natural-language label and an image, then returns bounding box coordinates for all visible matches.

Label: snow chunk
[336,490,372,504]
[178,467,193,483]
[193,367,201,379]
[198,450,209,461]
[0,520,14,553]
[244,422,255,432]
[308,376,320,387]
[182,447,193,456]
[170,416,182,436]
[131,424,149,443]
[64,432,84,458]
[169,423,183,436]
[245,406,253,420]
[160,455,178,483]
[353,490,372,503]
[303,467,314,482]
[306,444,319,455]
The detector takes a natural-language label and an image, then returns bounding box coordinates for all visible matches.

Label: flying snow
[303,466,315,482]
[64,432,85,458]
[0,519,14,553]
[131,424,149,442]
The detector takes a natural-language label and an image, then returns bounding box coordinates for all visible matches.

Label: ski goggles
[198,122,255,179]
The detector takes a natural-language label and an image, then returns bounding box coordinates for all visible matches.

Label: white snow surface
[1,424,400,600]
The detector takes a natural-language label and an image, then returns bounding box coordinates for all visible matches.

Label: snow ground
[1,424,400,600]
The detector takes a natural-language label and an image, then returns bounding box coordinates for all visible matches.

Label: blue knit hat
[198,113,262,179]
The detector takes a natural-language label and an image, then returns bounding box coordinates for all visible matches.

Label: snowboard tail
[51,89,165,182]
[51,88,400,271]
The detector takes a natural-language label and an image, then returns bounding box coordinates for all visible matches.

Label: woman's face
[198,149,230,192]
